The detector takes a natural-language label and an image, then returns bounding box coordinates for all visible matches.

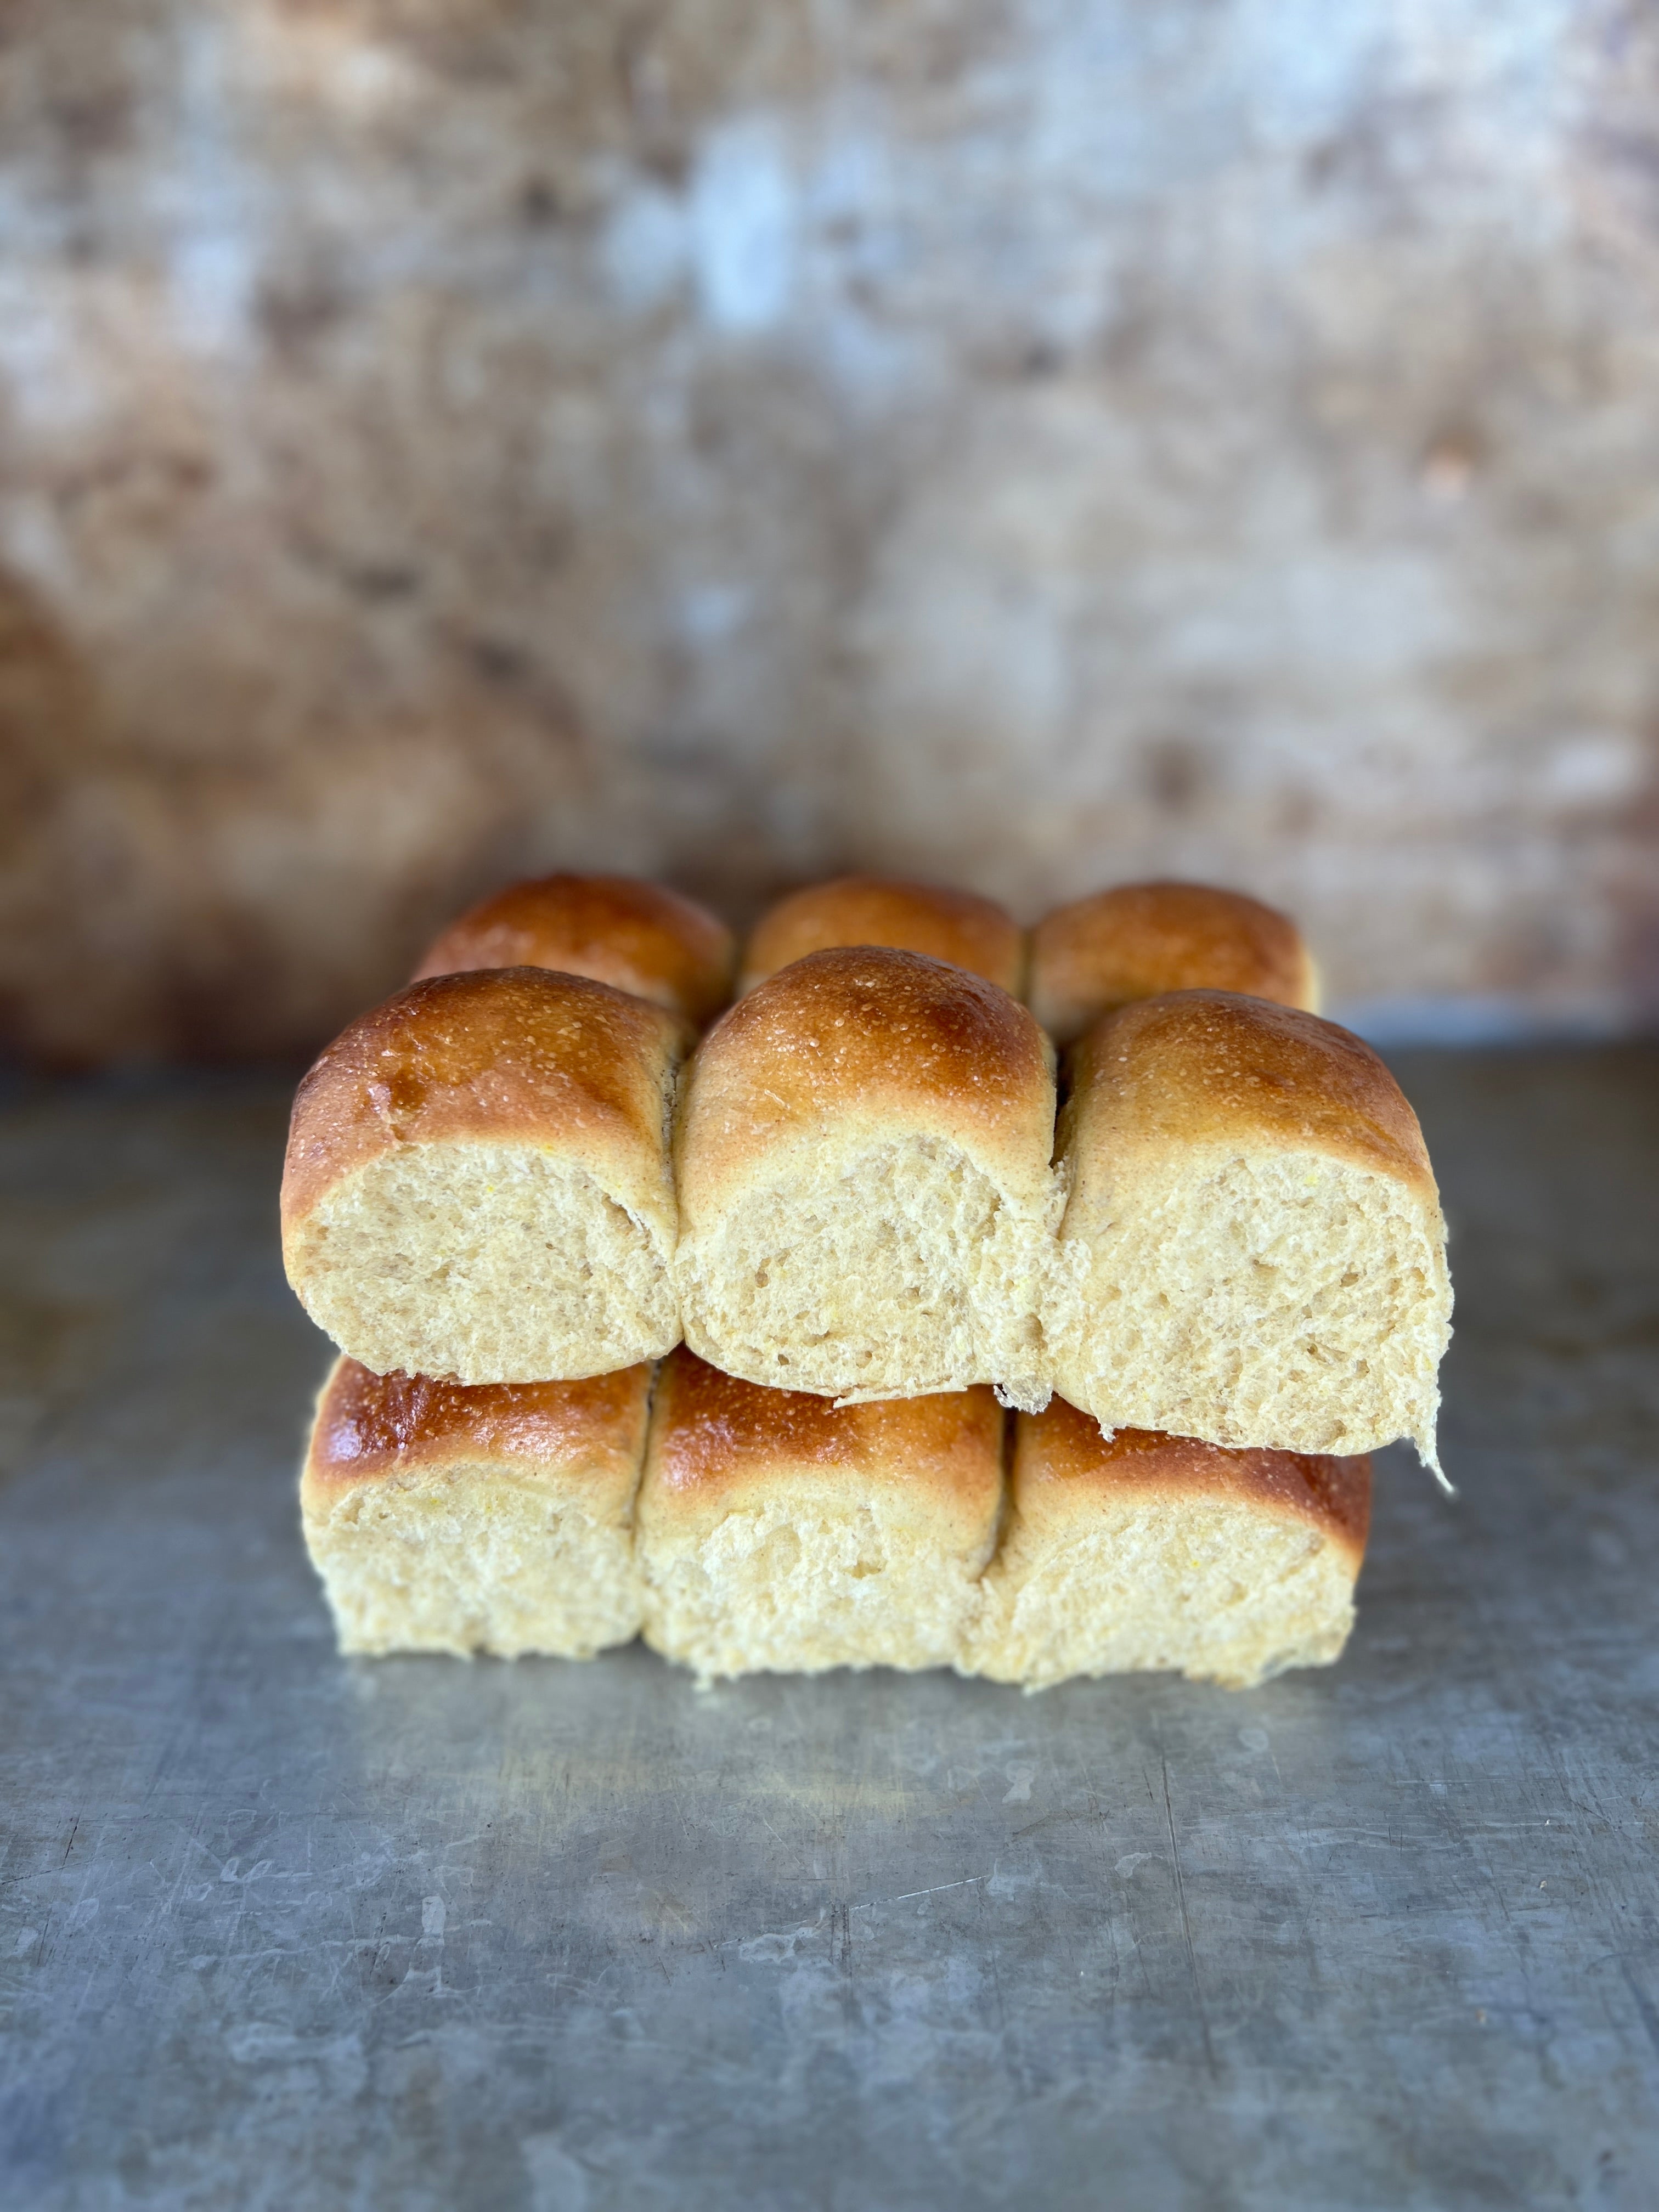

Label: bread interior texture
[1051,1150,1450,1462]
[676,1135,1050,1408]
[306,1468,642,1658]
[967,1494,1355,1690]
[290,1142,679,1383]
[640,1480,994,1682]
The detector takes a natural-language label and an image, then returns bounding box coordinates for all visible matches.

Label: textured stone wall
[2,0,1657,1061]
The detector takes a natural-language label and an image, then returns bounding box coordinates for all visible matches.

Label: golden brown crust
[678,946,1056,1211]
[741,877,1024,996]
[412,874,735,1027]
[1063,989,1433,1189]
[645,1348,1005,1505]
[1015,1396,1370,1562]
[1031,881,1316,1043]
[304,1356,652,1487]
[280,966,684,1232]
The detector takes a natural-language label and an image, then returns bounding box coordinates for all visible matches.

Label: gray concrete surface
[0,1048,1656,2208]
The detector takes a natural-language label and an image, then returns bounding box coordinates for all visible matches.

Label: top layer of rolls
[281,870,1452,1463]
[738,876,1025,998]
[411,873,736,1027]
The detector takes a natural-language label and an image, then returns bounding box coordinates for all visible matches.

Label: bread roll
[637,1350,1005,1680]
[413,873,734,1029]
[674,947,1060,1408]
[301,1357,650,1656]
[966,1397,1369,1690]
[1029,881,1317,1045]
[740,876,1023,997]
[1047,991,1452,1467]
[282,967,684,1383]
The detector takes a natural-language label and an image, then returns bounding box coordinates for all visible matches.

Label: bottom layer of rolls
[300,1349,1372,1693]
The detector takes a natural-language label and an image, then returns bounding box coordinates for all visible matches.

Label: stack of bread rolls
[287,873,1450,1691]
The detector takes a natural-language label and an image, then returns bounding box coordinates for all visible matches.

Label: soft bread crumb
[290,1143,679,1383]
[641,1489,995,1684]
[966,1497,1358,1691]
[1048,1149,1450,1462]
[964,1406,1370,1691]
[636,1351,1005,1682]
[281,967,686,1384]
[304,1470,643,1658]
[674,947,1059,1407]
[678,1134,1054,1406]
[1048,992,1453,1462]
[298,1357,651,1657]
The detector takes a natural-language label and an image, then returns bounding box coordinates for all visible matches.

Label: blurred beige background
[2,0,1657,1062]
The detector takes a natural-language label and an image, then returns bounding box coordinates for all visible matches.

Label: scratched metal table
[1,1048,1656,2209]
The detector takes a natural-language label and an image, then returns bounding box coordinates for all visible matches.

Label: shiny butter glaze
[307,1356,652,1485]
[1014,1395,1371,1562]
[646,1348,1005,1504]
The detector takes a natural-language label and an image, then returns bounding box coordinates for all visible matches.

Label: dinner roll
[1047,991,1452,1467]
[301,1358,651,1657]
[1029,881,1318,1045]
[637,1350,1005,1680]
[965,1397,1369,1690]
[413,873,734,1029]
[739,876,1023,996]
[674,947,1060,1408]
[282,967,684,1384]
